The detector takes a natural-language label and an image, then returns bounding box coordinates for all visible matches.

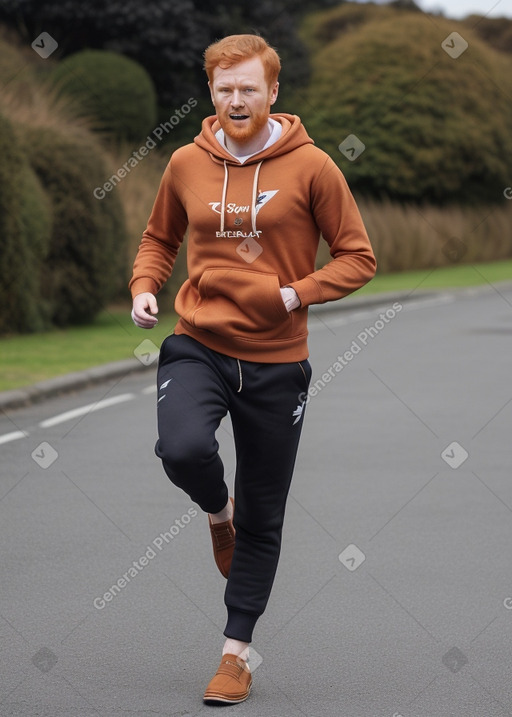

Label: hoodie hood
[194,113,314,236]
[194,113,314,165]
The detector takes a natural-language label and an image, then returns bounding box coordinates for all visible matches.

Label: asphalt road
[1,284,512,717]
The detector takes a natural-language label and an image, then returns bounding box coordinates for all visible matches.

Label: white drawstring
[219,160,263,236]
[220,160,229,234]
[236,359,243,392]
[251,161,263,235]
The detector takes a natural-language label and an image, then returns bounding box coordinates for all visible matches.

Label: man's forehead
[211,57,266,84]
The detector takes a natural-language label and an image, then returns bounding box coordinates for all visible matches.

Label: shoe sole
[203,684,252,705]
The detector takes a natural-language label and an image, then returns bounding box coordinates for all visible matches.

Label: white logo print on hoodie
[210,191,278,219]
[211,158,280,239]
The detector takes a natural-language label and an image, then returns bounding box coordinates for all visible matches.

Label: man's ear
[208,81,215,106]
[269,81,279,106]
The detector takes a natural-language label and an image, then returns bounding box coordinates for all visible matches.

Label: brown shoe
[203,653,252,705]
[208,497,235,578]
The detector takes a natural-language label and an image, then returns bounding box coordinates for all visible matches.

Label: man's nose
[231,90,244,107]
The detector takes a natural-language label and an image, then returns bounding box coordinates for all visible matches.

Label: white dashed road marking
[39,393,135,428]
[0,387,161,445]
[0,430,28,446]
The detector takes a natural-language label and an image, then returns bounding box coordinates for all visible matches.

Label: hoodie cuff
[129,278,159,299]
[288,276,324,308]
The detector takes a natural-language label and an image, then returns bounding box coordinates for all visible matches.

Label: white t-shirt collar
[215,118,282,164]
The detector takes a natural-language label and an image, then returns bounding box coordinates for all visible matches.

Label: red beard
[218,107,270,142]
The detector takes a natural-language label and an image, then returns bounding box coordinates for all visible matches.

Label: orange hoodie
[129,113,376,362]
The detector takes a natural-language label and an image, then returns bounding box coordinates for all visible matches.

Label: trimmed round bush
[0,34,23,79]
[21,126,128,326]
[0,113,25,334]
[0,113,52,334]
[299,5,512,204]
[0,34,37,103]
[18,164,54,331]
[51,50,158,144]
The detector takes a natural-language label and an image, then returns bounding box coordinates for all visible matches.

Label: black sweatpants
[154,333,312,643]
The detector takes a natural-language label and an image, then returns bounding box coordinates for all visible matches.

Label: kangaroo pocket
[178,267,291,336]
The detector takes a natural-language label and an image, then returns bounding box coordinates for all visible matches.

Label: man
[130,33,376,705]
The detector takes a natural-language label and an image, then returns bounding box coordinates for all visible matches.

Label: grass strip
[357,259,512,295]
[0,307,177,392]
[1,259,511,391]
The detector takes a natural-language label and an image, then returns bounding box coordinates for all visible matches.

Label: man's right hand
[131,292,159,329]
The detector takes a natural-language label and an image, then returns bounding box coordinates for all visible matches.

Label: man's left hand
[280,286,300,312]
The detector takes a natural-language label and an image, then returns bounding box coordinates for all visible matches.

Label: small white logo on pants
[292,402,304,425]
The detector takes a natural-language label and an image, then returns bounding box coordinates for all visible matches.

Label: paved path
[1,284,511,717]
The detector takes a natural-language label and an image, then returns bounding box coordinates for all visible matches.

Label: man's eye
[245,88,255,93]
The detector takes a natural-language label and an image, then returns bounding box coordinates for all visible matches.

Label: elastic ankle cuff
[224,608,259,643]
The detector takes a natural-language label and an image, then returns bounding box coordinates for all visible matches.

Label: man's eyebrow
[214,76,262,86]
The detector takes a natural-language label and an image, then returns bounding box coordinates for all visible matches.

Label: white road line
[0,430,28,446]
[141,385,157,394]
[39,393,135,428]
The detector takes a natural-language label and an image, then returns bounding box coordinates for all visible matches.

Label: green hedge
[18,164,53,331]
[0,113,53,334]
[299,5,512,204]
[21,126,128,326]
[0,34,37,103]
[51,50,158,144]
[0,113,25,335]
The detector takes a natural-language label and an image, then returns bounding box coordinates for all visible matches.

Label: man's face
[209,56,279,143]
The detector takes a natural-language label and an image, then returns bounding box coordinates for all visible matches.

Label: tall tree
[0,0,324,108]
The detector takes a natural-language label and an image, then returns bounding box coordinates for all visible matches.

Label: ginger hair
[204,34,281,87]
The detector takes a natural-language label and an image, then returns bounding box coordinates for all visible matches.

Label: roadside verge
[1,283,510,412]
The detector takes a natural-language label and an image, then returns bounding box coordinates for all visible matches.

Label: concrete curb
[2,282,511,413]
[0,357,158,412]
